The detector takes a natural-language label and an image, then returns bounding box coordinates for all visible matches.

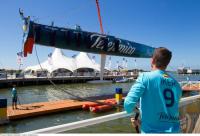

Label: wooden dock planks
[7,99,97,120]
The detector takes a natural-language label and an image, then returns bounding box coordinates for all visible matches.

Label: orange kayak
[90,105,114,113]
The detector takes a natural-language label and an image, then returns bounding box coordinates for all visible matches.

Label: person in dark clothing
[11,84,18,109]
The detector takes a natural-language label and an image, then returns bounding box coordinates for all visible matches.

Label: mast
[20,10,155,59]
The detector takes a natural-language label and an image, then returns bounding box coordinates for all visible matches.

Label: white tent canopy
[24,48,101,73]
[50,49,76,72]
[75,52,100,71]
[25,60,55,73]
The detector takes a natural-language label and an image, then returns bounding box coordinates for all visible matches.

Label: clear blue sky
[0,0,200,70]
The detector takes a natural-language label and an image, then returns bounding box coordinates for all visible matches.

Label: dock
[5,96,200,133]
[182,83,200,92]
[7,99,112,120]
[0,75,137,89]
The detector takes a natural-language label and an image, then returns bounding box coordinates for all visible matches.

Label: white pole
[100,54,106,81]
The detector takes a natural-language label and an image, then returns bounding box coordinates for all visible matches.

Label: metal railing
[24,94,200,134]
[180,81,200,84]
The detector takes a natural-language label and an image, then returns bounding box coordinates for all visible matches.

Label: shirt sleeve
[124,73,147,114]
[177,82,182,100]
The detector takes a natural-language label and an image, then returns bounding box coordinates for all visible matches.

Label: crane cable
[34,45,123,108]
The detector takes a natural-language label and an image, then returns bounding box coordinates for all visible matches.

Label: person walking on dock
[11,84,18,110]
[124,47,182,133]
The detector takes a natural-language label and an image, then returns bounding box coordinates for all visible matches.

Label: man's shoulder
[164,73,180,85]
[139,71,158,79]
[138,71,176,83]
[137,72,153,84]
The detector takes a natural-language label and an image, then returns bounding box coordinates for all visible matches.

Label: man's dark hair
[152,47,172,68]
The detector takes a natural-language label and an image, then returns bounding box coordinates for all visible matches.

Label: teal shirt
[124,70,182,133]
[11,88,17,98]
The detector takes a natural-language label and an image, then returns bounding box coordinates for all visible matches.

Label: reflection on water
[0,82,133,106]
[0,73,199,133]
[67,116,135,133]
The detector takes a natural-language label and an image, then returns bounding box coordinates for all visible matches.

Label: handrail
[24,94,200,134]
[24,111,133,134]
[180,81,200,84]
[179,94,200,107]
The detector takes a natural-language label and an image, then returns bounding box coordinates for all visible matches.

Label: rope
[34,45,122,108]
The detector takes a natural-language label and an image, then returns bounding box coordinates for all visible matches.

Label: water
[0,73,199,133]
[0,82,132,106]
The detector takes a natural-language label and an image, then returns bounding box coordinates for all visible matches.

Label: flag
[72,54,77,58]
[122,58,126,69]
[125,59,128,68]
[17,52,23,65]
[51,21,54,27]
[91,55,96,64]
[116,61,119,69]
[17,52,23,57]
[134,59,137,68]
[106,56,112,70]
[48,53,52,58]
[48,53,53,65]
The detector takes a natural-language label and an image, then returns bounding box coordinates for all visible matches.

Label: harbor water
[0,73,199,133]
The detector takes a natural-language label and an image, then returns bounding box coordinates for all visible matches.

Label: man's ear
[151,58,154,65]
[151,58,155,68]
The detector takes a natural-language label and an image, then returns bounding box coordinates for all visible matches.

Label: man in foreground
[124,47,182,133]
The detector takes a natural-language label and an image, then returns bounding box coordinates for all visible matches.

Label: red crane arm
[95,0,104,34]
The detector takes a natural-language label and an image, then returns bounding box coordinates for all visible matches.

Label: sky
[0,0,200,71]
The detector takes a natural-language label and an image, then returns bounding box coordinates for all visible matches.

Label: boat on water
[178,67,200,74]
[113,77,129,83]
[87,80,112,84]
[127,77,136,82]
